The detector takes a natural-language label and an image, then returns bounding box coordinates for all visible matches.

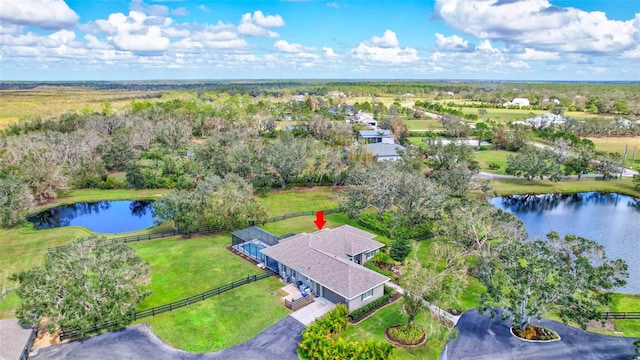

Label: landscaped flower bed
[385,324,426,347]
[511,324,560,341]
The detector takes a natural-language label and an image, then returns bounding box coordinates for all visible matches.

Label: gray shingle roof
[359,130,393,138]
[260,225,388,299]
[365,143,405,158]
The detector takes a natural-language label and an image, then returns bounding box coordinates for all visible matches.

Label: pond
[28,200,156,234]
[489,192,640,294]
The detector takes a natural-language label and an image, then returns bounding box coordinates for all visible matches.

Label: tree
[401,262,431,324]
[11,235,150,334]
[152,189,203,232]
[439,115,470,138]
[613,101,628,115]
[506,146,562,181]
[263,136,311,189]
[477,232,628,330]
[473,122,491,148]
[389,238,411,262]
[428,141,479,196]
[593,151,621,180]
[563,152,591,179]
[0,176,35,227]
[341,162,402,220]
[443,200,525,255]
[197,174,268,230]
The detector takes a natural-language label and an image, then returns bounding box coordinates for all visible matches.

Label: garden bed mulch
[511,324,560,342]
[384,324,427,348]
[349,292,402,325]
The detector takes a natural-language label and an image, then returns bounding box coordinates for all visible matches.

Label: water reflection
[489,192,640,294]
[28,200,154,234]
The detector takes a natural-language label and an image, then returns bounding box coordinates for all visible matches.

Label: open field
[587,136,640,170]
[131,233,264,310]
[490,178,640,198]
[474,149,512,175]
[404,118,444,131]
[0,87,162,128]
[257,186,340,215]
[139,278,289,353]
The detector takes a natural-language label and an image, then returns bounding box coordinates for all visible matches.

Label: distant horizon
[1,79,639,84]
[1,0,638,81]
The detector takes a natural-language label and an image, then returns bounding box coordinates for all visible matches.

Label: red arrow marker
[314,211,326,230]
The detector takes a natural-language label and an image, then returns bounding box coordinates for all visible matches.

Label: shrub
[364,261,398,282]
[487,161,501,170]
[300,304,393,360]
[358,212,433,240]
[348,293,392,321]
[389,238,411,262]
[387,324,425,345]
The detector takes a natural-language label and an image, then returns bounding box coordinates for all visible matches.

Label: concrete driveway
[31,316,305,360]
[442,309,638,360]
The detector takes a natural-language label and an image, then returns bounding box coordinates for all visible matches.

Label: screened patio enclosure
[231,226,292,269]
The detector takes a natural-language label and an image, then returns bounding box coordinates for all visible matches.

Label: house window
[365,251,373,260]
[361,289,373,301]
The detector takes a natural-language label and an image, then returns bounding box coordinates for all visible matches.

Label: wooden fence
[59,270,276,341]
[601,312,640,320]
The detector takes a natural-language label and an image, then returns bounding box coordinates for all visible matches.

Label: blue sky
[0,0,638,81]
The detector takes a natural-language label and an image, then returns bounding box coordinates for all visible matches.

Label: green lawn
[611,294,640,336]
[40,188,166,211]
[404,119,444,131]
[587,136,640,170]
[131,233,264,309]
[257,187,341,216]
[139,278,289,353]
[490,178,640,198]
[342,301,449,360]
[473,149,512,175]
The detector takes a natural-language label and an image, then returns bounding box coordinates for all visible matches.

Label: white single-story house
[358,129,394,144]
[504,97,530,107]
[365,143,406,161]
[346,112,377,128]
[260,225,388,312]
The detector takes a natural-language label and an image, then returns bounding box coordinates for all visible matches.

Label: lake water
[489,192,640,294]
[28,200,155,234]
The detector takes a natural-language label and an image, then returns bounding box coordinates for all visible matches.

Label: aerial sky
[0,0,639,81]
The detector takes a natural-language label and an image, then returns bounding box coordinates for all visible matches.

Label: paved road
[31,316,305,360]
[442,309,638,360]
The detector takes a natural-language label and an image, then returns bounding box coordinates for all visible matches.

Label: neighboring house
[519,113,567,129]
[365,143,406,161]
[358,129,394,144]
[346,112,376,128]
[260,225,388,311]
[504,97,530,107]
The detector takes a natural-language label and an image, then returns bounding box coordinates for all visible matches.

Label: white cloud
[84,34,112,50]
[0,0,79,30]
[100,11,171,53]
[371,30,399,48]
[435,0,639,56]
[249,10,284,28]
[197,5,211,13]
[238,11,284,37]
[326,2,341,9]
[352,30,418,63]
[513,47,559,61]
[273,40,315,53]
[435,33,474,52]
[508,60,530,69]
[171,7,189,16]
[192,29,248,49]
[323,47,340,58]
[130,0,169,17]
